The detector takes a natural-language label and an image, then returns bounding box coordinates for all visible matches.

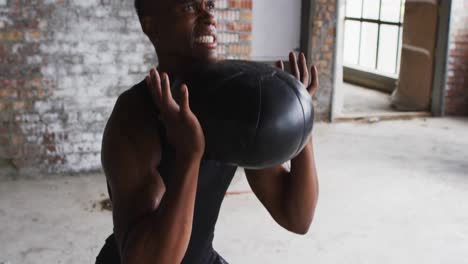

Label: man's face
[141,0,218,64]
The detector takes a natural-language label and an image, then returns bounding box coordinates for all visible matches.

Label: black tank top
[135,80,237,263]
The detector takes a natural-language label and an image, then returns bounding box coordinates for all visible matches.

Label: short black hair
[135,0,159,18]
[134,0,142,17]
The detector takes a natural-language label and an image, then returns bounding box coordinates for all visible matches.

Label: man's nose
[200,8,216,26]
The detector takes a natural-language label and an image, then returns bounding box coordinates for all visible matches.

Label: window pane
[380,0,402,22]
[377,25,399,74]
[346,0,362,18]
[362,0,380,20]
[359,22,378,68]
[343,20,361,65]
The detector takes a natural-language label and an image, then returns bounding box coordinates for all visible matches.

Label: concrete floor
[342,82,394,114]
[1,118,468,264]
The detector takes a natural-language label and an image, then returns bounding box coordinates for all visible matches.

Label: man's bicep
[244,166,288,206]
[101,90,164,207]
[101,114,165,252]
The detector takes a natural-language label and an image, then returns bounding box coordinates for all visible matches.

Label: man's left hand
[276,52,320,98]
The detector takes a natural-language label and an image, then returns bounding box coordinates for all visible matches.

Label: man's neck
[156,54,216,81]
[156,58,182,81]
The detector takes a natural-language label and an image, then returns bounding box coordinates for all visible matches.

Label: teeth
[195,35,214,44]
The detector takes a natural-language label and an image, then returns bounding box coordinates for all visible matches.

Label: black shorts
[95,234,228,264]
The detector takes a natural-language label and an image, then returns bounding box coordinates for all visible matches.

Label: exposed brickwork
[216,0,252,60]
[0,0,252,178]
[445,0,468,116]
[310,0,337,121]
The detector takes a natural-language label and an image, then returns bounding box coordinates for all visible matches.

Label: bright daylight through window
[343,0,405,76]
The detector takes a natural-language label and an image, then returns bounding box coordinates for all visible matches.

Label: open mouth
[195,35,214,44]
[194,35,217,48]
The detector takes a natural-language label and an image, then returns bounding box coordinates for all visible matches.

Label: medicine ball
[174,60,314,169]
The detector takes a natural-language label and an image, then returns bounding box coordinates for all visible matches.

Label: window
[343,0,405,75]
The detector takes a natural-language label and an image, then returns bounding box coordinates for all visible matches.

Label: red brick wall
[0,0,252,178]
[445,0,468,116]
[216,0,252,59]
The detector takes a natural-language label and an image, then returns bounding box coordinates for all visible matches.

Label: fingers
[160,72,169,106]
[299,53,310,85]
[289,52,300,80]
[275,60,284,71]
[308,65,320,95]
[147,69,180,116]
[311,65,319,87]
[289,52,310,85]
[180,84,190,114]
[148,69,163,107]
[160,72,179,112]
[286,51,320,96]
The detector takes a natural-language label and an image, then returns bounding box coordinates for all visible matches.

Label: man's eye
[184,3,196,12]
[207,1,215,10]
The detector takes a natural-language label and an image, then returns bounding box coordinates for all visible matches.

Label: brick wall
[445,0,468,116]
[216,0,252,59]
[0,0,252,178]
[310,0,337,121]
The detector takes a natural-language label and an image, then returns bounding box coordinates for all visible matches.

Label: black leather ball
[175,60,314,169]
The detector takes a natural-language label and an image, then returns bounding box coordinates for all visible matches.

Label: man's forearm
[286,137,319,233]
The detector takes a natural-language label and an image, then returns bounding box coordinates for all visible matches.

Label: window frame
[343,0,405,92]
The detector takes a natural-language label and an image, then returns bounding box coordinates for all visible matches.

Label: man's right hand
[146,69,205,161]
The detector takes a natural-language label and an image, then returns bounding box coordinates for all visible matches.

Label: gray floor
[1,118,468,264]
[343,82,394,114]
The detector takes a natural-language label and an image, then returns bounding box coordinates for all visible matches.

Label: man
[96,0,319,263]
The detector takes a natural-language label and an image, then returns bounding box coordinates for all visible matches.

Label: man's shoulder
[113,79,158,118]
[103,79,161,153]
[107,79,159,134]
[116,79,149,109]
